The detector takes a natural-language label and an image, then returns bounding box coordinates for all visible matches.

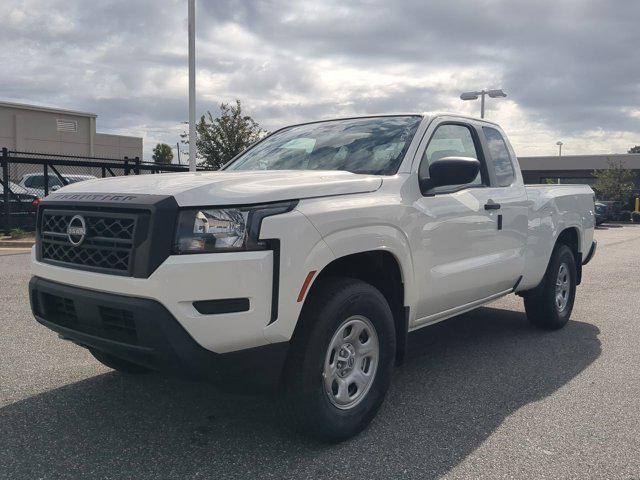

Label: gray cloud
[198,0,640,132]
[1,0,638,158]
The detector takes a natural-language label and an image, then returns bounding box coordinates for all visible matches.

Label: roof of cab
[423,112,501,126]
[275,112,501,130]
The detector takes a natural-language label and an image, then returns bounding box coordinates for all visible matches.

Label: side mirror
[419,156,480,193]
[51,185,61,192]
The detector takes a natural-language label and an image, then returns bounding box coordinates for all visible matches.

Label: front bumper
[31,247,275,353]
[29,276,289,390]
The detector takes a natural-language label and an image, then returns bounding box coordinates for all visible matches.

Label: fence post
[101,166,106,178]
[43,163,49,197]
[2,147,11,235]
[134,156,140,175]
[124,157,130,176]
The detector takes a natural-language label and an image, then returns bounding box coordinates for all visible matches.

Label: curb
[0,240,35,248]
[0,247,32,255]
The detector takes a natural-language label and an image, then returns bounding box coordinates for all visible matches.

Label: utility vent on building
[56,119,78,133]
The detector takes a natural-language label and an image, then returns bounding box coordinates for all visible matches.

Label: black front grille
[39,209,139,275]
[42,213,136,240]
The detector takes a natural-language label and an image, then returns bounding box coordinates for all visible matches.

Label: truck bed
[517,183,595,291]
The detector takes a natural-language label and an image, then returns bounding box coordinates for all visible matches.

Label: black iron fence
[1,148,204,234]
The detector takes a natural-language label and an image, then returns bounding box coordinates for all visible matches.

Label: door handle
[484,202,501,210]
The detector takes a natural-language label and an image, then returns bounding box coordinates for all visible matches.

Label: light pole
[460,89,507,118]
[556,141,563,157]
[188,0,196,172]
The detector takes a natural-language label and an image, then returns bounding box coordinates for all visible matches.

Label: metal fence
[1,147,203,234]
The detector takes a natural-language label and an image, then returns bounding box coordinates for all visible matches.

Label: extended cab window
[483,127,515,187]
[226,116,421,175]
[420,124,483,187]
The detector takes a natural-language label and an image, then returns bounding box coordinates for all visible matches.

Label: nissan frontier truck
[29,113,596,440]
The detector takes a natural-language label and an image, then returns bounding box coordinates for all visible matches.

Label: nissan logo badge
[67,215,87,246]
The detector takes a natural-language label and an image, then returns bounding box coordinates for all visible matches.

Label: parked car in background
[18,173,96,198]
[595,202,608,225]
[596,200,621,220]
[0,181,39,230]
[616,210,632,222]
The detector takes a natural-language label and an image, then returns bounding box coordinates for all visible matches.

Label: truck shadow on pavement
[1,306,601,479]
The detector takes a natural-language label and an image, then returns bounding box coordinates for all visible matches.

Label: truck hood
[52,170,383,206]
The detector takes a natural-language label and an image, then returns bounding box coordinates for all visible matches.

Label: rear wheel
[281,277,396,442]
[524,244,577,330]
[89,349,151,374]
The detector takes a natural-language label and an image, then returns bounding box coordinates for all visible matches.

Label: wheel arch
[297,249,410,364]
[556,226,582,284]
[556,226,580,255]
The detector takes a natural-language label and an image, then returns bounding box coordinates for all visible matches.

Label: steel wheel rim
[323,315,380,410]
[555,262,570,312]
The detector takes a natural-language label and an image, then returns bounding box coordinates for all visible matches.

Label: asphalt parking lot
[1,225,639,479]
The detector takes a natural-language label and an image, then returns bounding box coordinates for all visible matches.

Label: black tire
[281,276,396,442]
[89,349,151,374]
[524,244,577,330]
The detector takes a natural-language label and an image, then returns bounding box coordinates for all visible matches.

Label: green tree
[152,143,174,164]
[628,146,640,154]
[593,158,637,204]
[183,100,264,169]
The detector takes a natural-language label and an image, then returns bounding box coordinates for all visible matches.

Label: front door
[410,121,520,325]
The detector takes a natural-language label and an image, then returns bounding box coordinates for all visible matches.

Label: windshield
[226,116,422,175]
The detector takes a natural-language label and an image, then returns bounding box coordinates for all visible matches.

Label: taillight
[32,198,41,207]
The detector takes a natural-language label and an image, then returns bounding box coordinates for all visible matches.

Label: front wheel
[281,277,396,442]
[524,244,577,330]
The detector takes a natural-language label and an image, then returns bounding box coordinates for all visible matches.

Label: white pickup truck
[29,113,596,440]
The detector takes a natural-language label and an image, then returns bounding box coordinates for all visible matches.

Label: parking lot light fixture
[460,89,507,118]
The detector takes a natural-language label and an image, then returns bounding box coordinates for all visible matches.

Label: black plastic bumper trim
[29,276,289,391]
[193,298,250,315]
[267,239,280,325]
[582,240,597,265]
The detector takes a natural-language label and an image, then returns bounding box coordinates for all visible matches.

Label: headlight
[174,201,297,254]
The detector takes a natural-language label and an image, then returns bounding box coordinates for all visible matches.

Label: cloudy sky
[1,0,639,160]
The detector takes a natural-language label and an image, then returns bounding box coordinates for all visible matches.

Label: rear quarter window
[483,127,515,187]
